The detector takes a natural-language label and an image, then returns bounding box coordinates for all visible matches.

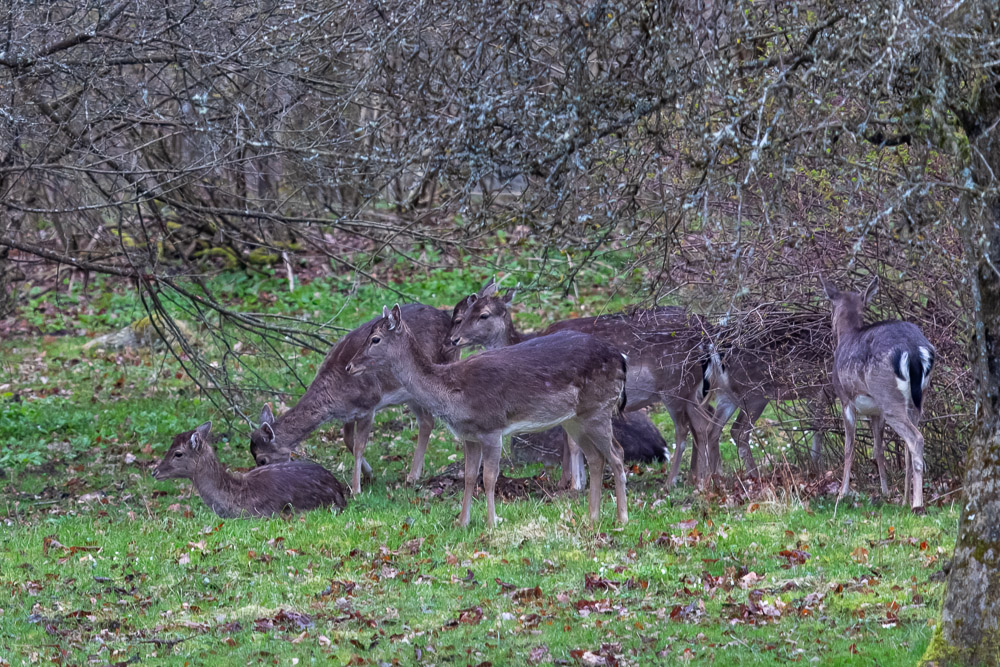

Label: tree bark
[922,221,1000,663]
[921,82,1000,665]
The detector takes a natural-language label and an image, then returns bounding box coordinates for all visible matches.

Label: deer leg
[704,394,738,482]
[608,435,628,524]
[904,447,912,507]
[870,414,889,497]
[405,403,435,485]
[347,415,375,495]
[558,433,586,491]
[838,403,857,499]
[564,417,621,525]
[342,421,373,480]
[691,415,713,490]
[885,413,924,511]
[480,433,503,528]
[457,439,484,527]
[665,409,689,489]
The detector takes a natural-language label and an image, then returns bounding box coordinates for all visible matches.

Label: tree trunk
[921,97,1000,662]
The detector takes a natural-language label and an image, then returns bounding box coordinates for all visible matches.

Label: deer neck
[271,361,351,449]
[190,450,245,516]
[832,307,864,342]
[495,314,525,348]
[388,329,451,415]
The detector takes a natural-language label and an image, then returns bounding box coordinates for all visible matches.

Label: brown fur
[348,305,629,527]
[447,280,713,488]
[155,422,348,518]
[249,303,459,494]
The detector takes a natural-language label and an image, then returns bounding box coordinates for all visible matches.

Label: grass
[0,260,958,665]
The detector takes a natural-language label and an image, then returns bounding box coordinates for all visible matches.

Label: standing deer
[702,312,836,478]
[821,277,934,511]
[155,422,348,518]
[249,303,459,495]
[346,305,629,527]
[448,279,713,488]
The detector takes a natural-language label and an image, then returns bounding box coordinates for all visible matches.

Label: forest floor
[0,260,959,665]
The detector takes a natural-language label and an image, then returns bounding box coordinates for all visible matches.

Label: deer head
[249,403,291,466]
[345,305,408,376]
[821,275,878,339]
[448,277,517,348]
[154,421,213,480]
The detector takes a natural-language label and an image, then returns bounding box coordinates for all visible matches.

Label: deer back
[833,320,934,412]
[544,307,712,409]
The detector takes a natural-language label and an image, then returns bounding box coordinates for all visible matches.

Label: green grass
[0,262,957,665]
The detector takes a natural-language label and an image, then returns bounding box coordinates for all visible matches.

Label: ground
[0,261,959,665]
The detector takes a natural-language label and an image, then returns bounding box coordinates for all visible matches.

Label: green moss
[247,248,280,265]
[194,246,239,268]
[920,622,964,666]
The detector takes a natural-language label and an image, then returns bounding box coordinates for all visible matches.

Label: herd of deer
[154,275,936,524]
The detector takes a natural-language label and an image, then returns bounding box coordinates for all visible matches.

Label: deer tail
[892,346,934,412]
[701,344,726,405]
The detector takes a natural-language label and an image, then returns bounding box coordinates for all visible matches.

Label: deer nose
[256,456,269,466]
[450,337,462,346]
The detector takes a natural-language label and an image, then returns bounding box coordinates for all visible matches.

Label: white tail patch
[706,346,728,385]
[919,346,933,389]
[895,350,911,397]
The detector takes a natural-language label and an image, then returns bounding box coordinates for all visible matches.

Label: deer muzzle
[345,362,365,376]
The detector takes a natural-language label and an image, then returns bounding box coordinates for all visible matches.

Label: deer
[249,303,459,495]
[701,311,836,479]
[154,422,348,517]
[820,277,934,511]
[447,278,714,489]
[510,410,669,467]
[346,304,629,527]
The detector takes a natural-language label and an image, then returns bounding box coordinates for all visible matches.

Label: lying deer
[448,279,713,488]
[155,422,348,517]
[347,305,629,527]
[821,277,934,511]
[510,410,669,467]
[249,303,458,495]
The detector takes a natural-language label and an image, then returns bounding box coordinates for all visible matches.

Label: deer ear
[819,274,837,299]
[863,277,879,304]
[467,293,478,306]
[390,304,404,328]
[503,284,519,304]
[190,421,212,449]
[260,403,275,426]
[261,422,275,442]
[478,275,497,298]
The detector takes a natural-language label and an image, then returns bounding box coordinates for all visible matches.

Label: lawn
[0,263,957,665]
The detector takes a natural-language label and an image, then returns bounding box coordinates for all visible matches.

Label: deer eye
[174,451,183,458]
[479,312,490,320]
[371,336,381,345]
[453,318,463,325]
